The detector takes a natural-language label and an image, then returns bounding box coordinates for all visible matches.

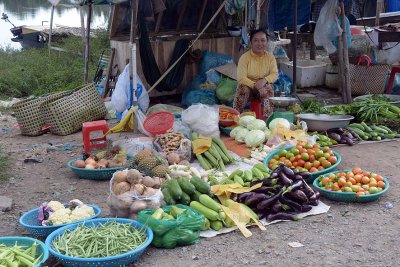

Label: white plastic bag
[134,108,152,136]
[314,0,341,54]
[112,137,154,157]
[111,64,149,113]
[181,103,220,137]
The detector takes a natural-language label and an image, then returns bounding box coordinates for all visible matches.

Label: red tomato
[369,181,378,187]
[356,192,366,198]
[354,174,362,183]
[349,177,357,185]
[292,161,298,168]
[346,172,354,178]
[313,161,321,168]
[309,167,318,172]
[328,156,337,164]
[338,177,347,187]
[353,167,362,174]
[295,155,302,161]
[307,149,314,155]
[321,160,332,168]
[363,171,371,176]
[361,176,370,184]
[309,154,316,162]
[377,181,386,189]
[297,159,305,167]
[375,175,383,182]
[317,166,324,171]
[304,162,313,170]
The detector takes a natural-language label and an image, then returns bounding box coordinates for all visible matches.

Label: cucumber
[253,163,270,173]
[210,220,224,231]
[202,218,210,230]
[190,201,219,221]
[252,167,264,180]
[190,190,202,202]
[370,132,378,137]
[349,123,365,131]
[177,177,196,195]
[379,125,393,133]
[168,179,183,200]
[190,176,211,194]
[228,169,243,180]
[208,174,219,186]
[244,170,253,181]
[361,122,373,132]
[370,125,389,134]
[180,191,191,205]
[199,194,222,212]
[348,127,368,140]
[233,175,245,186]
[384,133,397,139]
[161,188,176,205]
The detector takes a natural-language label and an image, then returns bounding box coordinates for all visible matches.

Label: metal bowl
[296,113,354,131]
[269,97,298,107]
[353,94,400,107]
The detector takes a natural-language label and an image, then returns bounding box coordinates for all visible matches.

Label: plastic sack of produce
[107,169,164,219]
[182,103,220,137]
[137,204,204,248]
[112,137,154,157]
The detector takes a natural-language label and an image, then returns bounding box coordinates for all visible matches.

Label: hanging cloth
[138,14,190,92]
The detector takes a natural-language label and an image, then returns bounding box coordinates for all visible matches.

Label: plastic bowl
[263,146,342,183]
[19,204,101,238]
[219,106,240,127]
[45,218,153,267]
[313,170,390,202]
[67,158,130,180]
[0,236,49,267]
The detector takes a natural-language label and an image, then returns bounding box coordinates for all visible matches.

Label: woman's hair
[250,29,269,42]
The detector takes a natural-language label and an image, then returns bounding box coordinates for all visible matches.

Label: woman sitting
[233,29,279,119]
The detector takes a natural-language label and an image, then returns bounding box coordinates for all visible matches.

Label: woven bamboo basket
[41,83,107,136]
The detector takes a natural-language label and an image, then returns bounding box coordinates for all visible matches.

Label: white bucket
[325,64,339,89]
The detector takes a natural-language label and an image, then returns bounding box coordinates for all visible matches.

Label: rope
[147,0,227,94]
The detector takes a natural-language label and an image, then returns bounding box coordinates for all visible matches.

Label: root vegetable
[97,158,109,168]
[167,152,181,165]
[133,184,145,195]
[85,157,96,165]
[143,187,158,196]
[85,163,96,169]
[130,200,148,213]
[73,160,86,168]
[142,176,157,188]
[116,193,134,209]
[126,169,142,184]
[113,181,131,195]
[178,160,190,166]
[114,170,128,183]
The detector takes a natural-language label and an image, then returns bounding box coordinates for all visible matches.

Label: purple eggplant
[279,195,303,212]
[280,164,295,179]
[283,180,303,193]
[278,172,293,186]
[312,188,321,199]
[309,199,319,206]
[328,132,342,142]
[300,204,313,212]
[343,136,354,146]
[296,171,311,181]
[270,172,279,179]
[271,202,283,213]
[256,191,282,210]
[266,212,301,222]
[245,193,270,207]
[287,190,309,203]
[262,178,278,187]
[327,128,344,135]
[238,192,254,203]
[346,128,359,139]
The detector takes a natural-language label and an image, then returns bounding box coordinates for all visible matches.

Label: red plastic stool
[250,99,264,120]
[386,66,400,94]
[82,120,109,153]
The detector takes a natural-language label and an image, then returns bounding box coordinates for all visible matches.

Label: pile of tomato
[316,167,386,197]
[268,142,338,173]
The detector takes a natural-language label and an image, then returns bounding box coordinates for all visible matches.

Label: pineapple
[138,157,158,172]
[133,149,153,164]
[151,164,169,178]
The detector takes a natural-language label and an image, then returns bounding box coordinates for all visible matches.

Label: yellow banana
[106,106,137,135]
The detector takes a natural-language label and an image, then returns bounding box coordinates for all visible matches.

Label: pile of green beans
[52,221,147,258]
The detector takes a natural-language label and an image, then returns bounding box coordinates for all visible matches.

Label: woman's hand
[254,79,267,90]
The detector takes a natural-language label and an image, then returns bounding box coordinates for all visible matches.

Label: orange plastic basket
[143,112,175,135]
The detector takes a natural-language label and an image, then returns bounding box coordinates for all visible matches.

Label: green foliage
[0,29,110,98]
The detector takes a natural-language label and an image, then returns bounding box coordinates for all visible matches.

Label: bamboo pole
[339,0,352,103]
[256,0,261,29]
[130,0,138,106]
[375,0,385,26]
[48,5,55,55]
[83,0,93,83]
[292,0,298,94]
[80,1,85,45]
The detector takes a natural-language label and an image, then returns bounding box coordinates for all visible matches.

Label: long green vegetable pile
[0,242,42,267]
[52,221,147,258]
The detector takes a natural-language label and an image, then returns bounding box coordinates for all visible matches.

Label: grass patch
[0,29,110,98]
[0,147,9,181]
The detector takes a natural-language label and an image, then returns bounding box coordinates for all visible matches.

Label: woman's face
[251,32,267,55]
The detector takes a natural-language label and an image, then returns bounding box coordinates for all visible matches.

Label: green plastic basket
[67,158,129,180]
[263,146,342,183]
[313,170,390,203]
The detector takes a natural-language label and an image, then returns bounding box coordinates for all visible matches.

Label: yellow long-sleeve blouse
[237,50,279,88]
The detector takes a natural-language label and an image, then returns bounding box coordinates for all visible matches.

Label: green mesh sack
[137,204,204,248]
[216,78,237,104]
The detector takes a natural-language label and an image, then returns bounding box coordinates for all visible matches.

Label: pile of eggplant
[326,127,359,146]
[234,164,320,222]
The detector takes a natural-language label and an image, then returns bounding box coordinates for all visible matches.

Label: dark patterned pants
[233,84,274,119]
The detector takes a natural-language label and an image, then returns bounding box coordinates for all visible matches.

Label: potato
[73,160,86,168]
[114,170,128,183]
[112,181,131,195]
[143,187,158,197]
[126,169,142,184]
[142,176,156,188]
[133,184,145,195]
[116,193,134,209]
[85,157,96,165]
[130,200,148,213]
[152,177,161,189]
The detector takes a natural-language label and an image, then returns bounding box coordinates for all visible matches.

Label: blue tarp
[268,0,311,31]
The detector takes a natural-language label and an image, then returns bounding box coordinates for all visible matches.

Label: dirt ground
[0,113,399,267]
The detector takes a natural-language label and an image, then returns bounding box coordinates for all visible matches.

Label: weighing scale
[266,97,298,126]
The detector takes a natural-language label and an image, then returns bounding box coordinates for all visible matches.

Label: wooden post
[292,0,298,95]
[256,0,261,29]
[197,0,208,31]
[83,0,92,83]
[79,0,85,61]
[376,0,385,26]
[130,0,138,106]
[340,0,352,103]
[48,5,55,55]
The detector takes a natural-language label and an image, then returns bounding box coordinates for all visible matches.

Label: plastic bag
[205,69,222,84]
[173,120,192,139]
[216,77,237,104]
[314,0,342,54]
[182,89,218,108]
[146,104,183,116]
[134,108,152,136]
[107,171,163,219]
[112,137,154,157]
[153,137,192,162]
[111,64,149,113]
[137,204,204,248]
[182,103,220,137]
[199,51,234,74]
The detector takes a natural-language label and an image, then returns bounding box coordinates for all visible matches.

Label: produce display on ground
[1,98,399,266]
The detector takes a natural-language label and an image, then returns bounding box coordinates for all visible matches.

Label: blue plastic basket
[263,146,342,183]
[0,236,49,267]
[45,218,153,267]
[67,158,129,180]
[19,204,101,238]
[313,170,390,203]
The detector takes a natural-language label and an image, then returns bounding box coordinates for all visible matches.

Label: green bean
[52,221,147,258]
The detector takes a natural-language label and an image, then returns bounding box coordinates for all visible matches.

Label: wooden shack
[109,0,245,98]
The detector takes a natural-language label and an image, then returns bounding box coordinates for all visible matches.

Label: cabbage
[269,118,290,131]
[238,115,256,127]
[229,126,245,138]
[247,119,267,131]
[235,128,249,143]
[245,130,266,148]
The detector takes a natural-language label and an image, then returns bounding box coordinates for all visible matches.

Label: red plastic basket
[143,112,175,135]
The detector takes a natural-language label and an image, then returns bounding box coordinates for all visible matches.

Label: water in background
[0,0,111,49]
